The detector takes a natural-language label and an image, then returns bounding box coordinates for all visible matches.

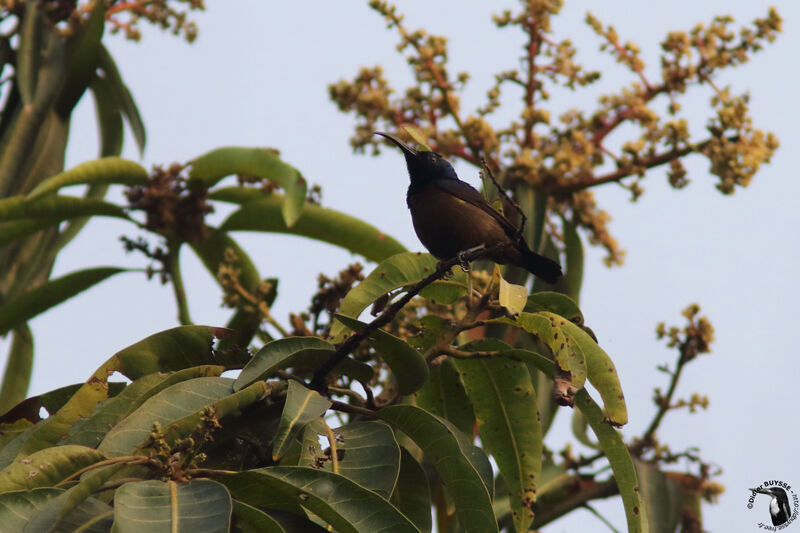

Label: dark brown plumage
[376,132,562,284]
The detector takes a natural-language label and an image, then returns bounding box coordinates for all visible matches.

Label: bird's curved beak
[374,132,417,157]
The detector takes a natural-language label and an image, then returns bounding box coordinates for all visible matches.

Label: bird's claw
[456,244,486,272]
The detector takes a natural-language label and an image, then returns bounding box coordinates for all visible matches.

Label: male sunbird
[376,132,562,284]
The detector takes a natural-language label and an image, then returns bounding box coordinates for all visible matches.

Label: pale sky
[3,2,798,531]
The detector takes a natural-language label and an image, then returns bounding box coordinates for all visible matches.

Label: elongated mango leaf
[330,252,466,342]
[232,500,287,533]
[0,217,62,248]
[273,380,332,460]
[98,377,245,457]
[299,421,400,499]
[190,147,307,227]
[635,460,682,533]
[97,45,145,154]
[379,405,498,533]
[234,336,373,391]
[0,195,128,221]
[334,314,428,395]
[560,217,584,302]
[499,312,587,389]
[524,291,583,325]
[0,445,104,492]
[89,74,124,157]
[0,324,33,414]
[56,0,106,115]
[0,327,222,466]
[113,480,232,532]
[230,466,420,533]
[576,389,646,532]
[64,365,225,448]
[219,192,406,263]
[16,1,42,107]
[392,448,432,533]
[27,157,147,198]
[455,339,541,533]
[0,487,113,533]
[0,267,128,336]
[413,358,475,436]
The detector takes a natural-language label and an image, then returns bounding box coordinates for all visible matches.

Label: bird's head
[752,487,787,498]
[375,132,458,186]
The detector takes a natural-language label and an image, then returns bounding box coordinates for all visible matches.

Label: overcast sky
[2,1,798,531]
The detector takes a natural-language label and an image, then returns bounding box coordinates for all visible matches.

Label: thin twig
[309,244,511,391]
[481,157,527,238]
[324,422,340,475]
[330,400,378,418]
[167,240,192,325]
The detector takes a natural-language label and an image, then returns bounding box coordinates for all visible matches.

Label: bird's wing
[431,179,519,237]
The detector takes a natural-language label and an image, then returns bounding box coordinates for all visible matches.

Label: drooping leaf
[27,157,147,198]
[56,0,106,115]
[496,268,528,316]
[560,216,584,302]
[113,480,232,532]
[299,420,401,499]
[635,460,682,533]
[575,389,646,533]
[330,252,466,342]
[232,500,287,533]
[524,291,583,325]
[0,325,33,415]
[190,147,308,227]
[391,448,432,533]
[97,45,146,154]
[234,336,373,391]
[272,381,332,461]
[0,267,129,336]
[0,445,104,492]
[379,405,498,533]
[0,487,113,533]
[413,358,475,436]
[455,339,541,533]
[0,195,128,221]
[219,192,406,263]
[89,72,123,157]
[334,314,428,395]
[16,1,42,106]
[64,366,225,448]
[228,466,421,533]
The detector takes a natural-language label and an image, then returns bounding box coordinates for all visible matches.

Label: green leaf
[273,381,332,461]
[232,500,287,533]
[635,460,682,533]
[27,157,147,198]
[575,389,646,533]
[113,480,232,532]
[0,487,113,533]
[299,421,400,499]
[570,409,599,450]
[97,377,237,457]
[455,340,541,533]
[190,226,261,290]
[0,445,104,492]
[391,448,432,533]
[0,195,128,221]
[16,1,42,106]
[334,315,428,395]
[401,125,433,151]
[0,267,128,336]
[560,217,584,302]
[218,191,406,263]
[89,70,123,157]
[234,337,373,392]
[378,405,498,533]
[229,466,421,533]
[413,358,475,436]
[64,366,225,448]
[56,0,106,115]
[97,46,146,154]
[0,325,33,414]
[0,218,62,248]
[524,291,583,324]
[330,252,465,342]
[190,147,308,227]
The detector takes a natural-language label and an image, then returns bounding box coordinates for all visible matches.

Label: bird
[375,132,562,284]
[750,486,791,526]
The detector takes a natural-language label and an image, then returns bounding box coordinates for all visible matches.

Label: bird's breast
[407,184,509,259]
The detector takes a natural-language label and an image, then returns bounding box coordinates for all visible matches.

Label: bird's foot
[456,244,486,272]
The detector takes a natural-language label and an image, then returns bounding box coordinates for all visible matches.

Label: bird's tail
[518,247,562,284]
